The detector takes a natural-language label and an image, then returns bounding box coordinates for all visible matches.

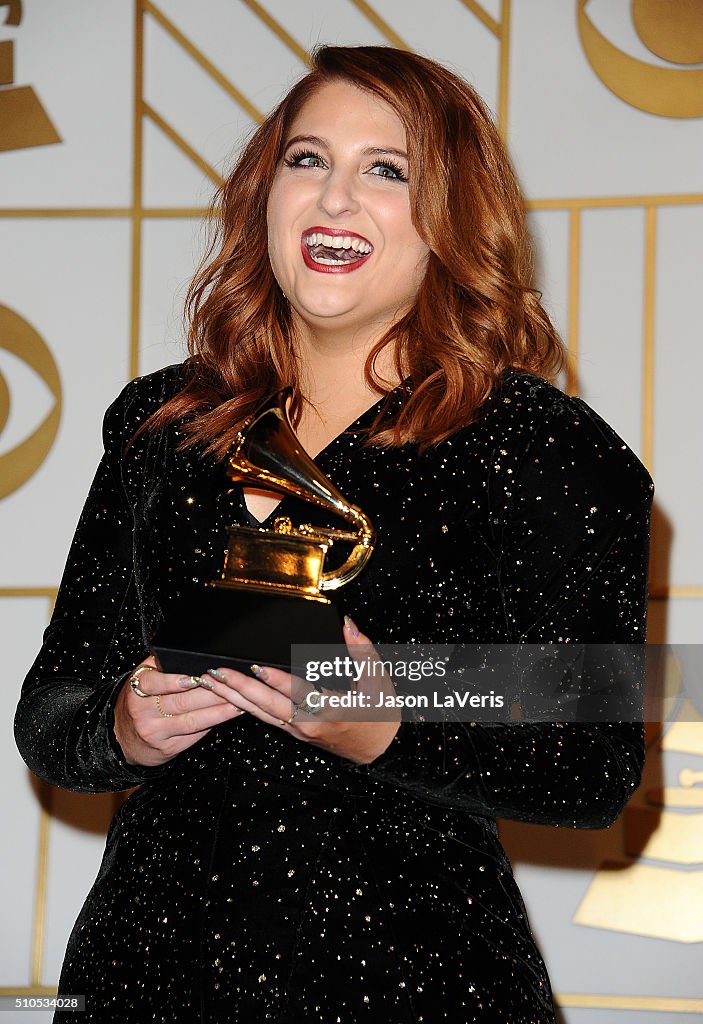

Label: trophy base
[149,585,346,679]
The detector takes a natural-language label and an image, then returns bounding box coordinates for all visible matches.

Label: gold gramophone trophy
[150,388,375,678]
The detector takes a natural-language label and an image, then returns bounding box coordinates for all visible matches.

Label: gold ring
[129,664,154,698]
[155,694,173,718]
[290,686,322,716]
[301,695,322,715]
[286,704,303,725]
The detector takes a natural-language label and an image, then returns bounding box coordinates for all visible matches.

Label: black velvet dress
[15,366,653,1024]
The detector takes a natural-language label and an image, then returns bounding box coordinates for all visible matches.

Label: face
[267,80,430,343]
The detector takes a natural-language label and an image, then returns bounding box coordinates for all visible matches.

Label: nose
[317,166,360,218]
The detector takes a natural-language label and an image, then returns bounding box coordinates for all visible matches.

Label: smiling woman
[266,81,429,337]
[135,44,565,459]
[15,45,653,1024]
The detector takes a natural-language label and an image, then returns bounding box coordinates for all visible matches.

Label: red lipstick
[301,226,374,275]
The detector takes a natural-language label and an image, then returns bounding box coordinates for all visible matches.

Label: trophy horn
[225,388,375,590]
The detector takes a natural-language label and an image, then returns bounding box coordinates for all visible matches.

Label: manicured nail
[206,668,227,682]
[198,675,214,690]
[343,615,360,637]
[251,664,269,681]
[177,675,200,689]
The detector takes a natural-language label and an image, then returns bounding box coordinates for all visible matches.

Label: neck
[292,319,403,405]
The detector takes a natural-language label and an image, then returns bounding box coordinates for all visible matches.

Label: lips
[301,226,374,274]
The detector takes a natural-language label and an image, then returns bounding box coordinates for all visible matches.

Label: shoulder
[102,363,185,446]
[479,370,654,516]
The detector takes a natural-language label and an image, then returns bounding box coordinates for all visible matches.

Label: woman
[15,46,653,1023]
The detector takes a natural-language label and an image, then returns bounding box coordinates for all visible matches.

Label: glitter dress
[15,365,653,1024]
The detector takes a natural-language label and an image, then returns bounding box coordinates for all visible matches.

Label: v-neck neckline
[238,378,411,527]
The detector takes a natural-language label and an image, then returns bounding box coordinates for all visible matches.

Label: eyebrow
[283,134,408,160]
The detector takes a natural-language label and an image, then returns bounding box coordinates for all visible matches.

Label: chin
[295,296,360,322]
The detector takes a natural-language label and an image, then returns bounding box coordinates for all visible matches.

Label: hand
[199,617,401,765]
[112,656,246,768]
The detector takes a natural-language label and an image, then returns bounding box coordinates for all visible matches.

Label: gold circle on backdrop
[0,304,62,499]
[578,0,703,118]
[0,367,9,436]
[632,0,703,65]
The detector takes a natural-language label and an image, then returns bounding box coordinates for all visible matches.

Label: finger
[205,665,295,705]
[203,667,318,731]
[150,699,245,739]
[129,659,228,699]
[204,666,294,722]
[247,666,322,715]
[149,685,238,719]
[342,614,370,645]
[342,616,399,720]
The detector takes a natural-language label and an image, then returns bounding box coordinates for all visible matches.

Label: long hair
[142,45,565,456]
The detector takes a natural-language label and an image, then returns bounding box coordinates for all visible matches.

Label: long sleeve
[360,387,654,827]
[14,381,173,793]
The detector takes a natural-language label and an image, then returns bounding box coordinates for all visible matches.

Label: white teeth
[304,232,373,255]
[313,255,350,266]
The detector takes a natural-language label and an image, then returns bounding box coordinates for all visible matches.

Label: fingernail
[206,668,227,682]
[198,675,214,690]
[343,615,360,637]
[251,664,269,681]
[178,675,200,689]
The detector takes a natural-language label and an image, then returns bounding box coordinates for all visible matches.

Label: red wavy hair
[143,45,565,456]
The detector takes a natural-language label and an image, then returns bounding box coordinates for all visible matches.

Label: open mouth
[301,228,374,271]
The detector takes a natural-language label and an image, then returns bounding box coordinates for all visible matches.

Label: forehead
[286,80,406,147]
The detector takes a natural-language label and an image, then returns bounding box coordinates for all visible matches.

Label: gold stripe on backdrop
[1,590,57,987]
[348,0,410,50]
[0,208,133,217]
[556,994,703,1013]
[130,0,145,383]
[144,1,265,124]
[0,208,208,217]
[239,0,311,67]
[0,587,58,599]
[528,194,703,210]
[456,0,500,37]
[650,586,703,599]
[0,988,57,997]
[142,102,223,186]
[497,0,511,141]
[30,801,51,986]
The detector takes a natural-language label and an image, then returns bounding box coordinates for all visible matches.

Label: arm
[359,390,654,827]
[14,382,173,793]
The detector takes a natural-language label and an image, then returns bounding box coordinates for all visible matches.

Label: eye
[284,149,327,169]
[367,160,408,182]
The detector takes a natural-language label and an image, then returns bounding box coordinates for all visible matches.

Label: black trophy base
[149,585,345,679]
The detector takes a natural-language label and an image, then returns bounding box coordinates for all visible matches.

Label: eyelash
[283,148,408,182]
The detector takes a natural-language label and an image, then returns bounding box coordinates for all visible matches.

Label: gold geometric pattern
[0,306,62,500]
[0,0,61,152]
[1,0,702,1013]
[578,0,703,118]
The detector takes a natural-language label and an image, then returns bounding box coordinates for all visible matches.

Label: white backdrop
[1,2,702,1021]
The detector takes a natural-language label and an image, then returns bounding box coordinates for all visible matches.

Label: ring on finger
[155,693,173,718]
[296,688,323,715]
[129,665,154,698]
